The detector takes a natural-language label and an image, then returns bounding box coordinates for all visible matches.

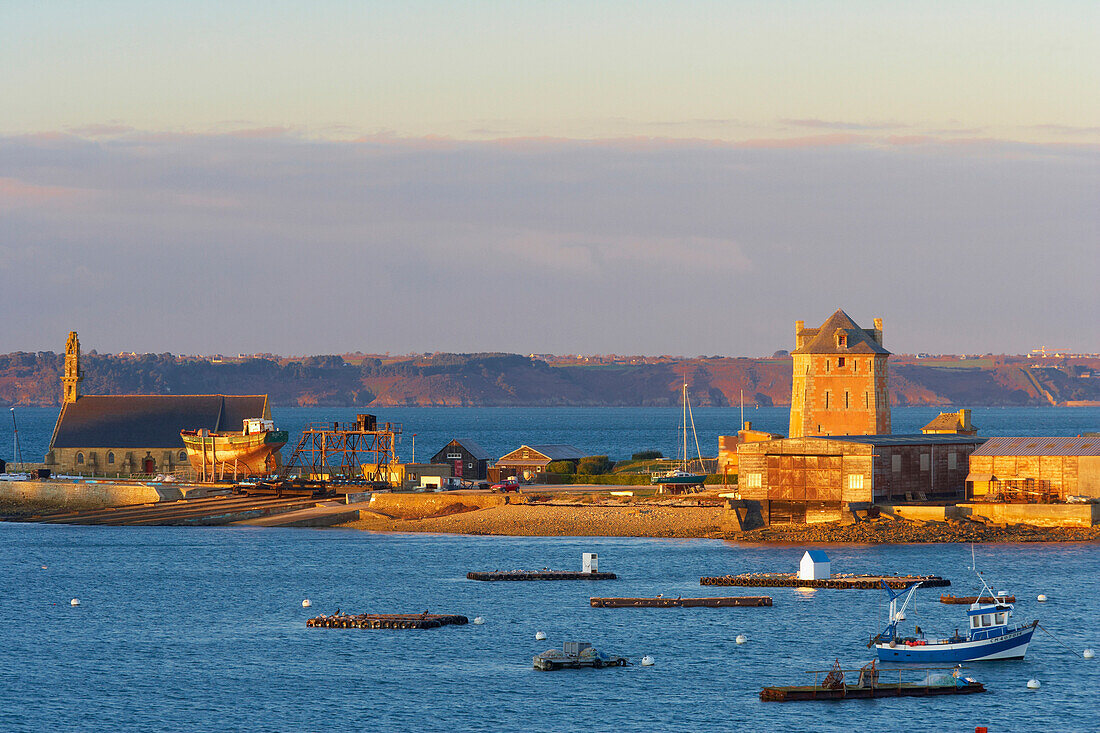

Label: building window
[920,454,930,471]
[824,391,830,409]
[892,454,901,473]
[825,359,830,373]
[76,452,85,465]
[948,452,957,470]
[864,391,870,408]
[107,452,115,465]
[838,357,845,368]
[847,474,864,490]
[844,391,850,409]
[178,450,187,461]
[743,473,762,488]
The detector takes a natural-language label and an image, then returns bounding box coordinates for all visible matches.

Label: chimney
[959,409,971,431]
[872,317,884,345]
[795,320,805,349]
[743,421,752,431]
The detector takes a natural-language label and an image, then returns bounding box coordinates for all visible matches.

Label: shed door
[769,501,807,524]
[453,459,463,478]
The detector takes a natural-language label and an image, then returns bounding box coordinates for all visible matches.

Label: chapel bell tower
[62,331,83,404]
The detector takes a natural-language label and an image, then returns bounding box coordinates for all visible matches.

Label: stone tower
[789,310,890,438]
[62,331,83,404]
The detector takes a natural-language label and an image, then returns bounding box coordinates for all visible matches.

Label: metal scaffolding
[280,414,401,485]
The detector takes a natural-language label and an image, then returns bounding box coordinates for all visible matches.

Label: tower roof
[792,309,890,355]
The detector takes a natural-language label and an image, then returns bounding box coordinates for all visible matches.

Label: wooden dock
[467,570,617,581]
[307,612,468,630]
[940,594,1013,604]
[700,573,949,589]
[590,596,772,608]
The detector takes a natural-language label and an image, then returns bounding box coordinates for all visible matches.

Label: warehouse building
[737,434,986,524]
[966,437,1100,502]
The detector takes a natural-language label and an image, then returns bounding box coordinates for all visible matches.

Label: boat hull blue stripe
[876,626,1035,663]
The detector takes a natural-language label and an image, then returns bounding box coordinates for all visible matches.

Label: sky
[1,1,1097,357]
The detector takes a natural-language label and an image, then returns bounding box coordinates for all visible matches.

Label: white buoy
[735,634,748,644]
[1083,649,1095,659]
[302,599,312,608]
[70,598,80,606]
[473,616,485,625]
[640,655,655,666]
[535,631,547,641]
[1037,594,1048,602]
[1026,679,1041,689]
[41,566,47,570]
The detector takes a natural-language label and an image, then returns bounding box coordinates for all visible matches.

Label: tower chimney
[795,320,805,349]
[872,318,883,345]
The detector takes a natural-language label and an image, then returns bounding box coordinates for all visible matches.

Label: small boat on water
[181,418,288,480]
[761,660,985,701]
[533,641,628,670]
[870,572,1036,662]
[651,383,706,489]
[941,594,1015,605]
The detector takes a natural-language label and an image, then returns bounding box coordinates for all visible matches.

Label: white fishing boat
[869,569,1036,663]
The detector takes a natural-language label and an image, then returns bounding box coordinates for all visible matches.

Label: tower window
[845,391,850,409]
[838,357,845,368]
[824,391,830,409]
[825,359,830,373]
[864,391,870,408]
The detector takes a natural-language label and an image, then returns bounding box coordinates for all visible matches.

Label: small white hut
[798,550,830,580]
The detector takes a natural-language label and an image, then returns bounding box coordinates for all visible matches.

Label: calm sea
[0,529,1097,732]
[5,405,1100,465]
[2,407,1098,731]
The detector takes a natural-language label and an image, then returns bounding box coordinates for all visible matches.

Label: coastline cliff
[1,351,1097,408]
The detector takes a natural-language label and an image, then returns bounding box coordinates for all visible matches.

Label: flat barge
[761,661,985,702]
[590,596,772,608]
[701,573,949,589]
[307,612,468,629]
[940,593,1014,604]
[467,571,617,581]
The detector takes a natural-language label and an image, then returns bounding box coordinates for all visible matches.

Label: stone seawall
[0,479,215,513]
[956,502,1099,528]
[366,491,511,519]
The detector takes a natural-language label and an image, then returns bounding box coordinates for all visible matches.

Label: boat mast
[681,383,688,470]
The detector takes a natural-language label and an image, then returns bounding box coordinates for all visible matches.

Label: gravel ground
[339,504,1100,543]
[341,503,728,538]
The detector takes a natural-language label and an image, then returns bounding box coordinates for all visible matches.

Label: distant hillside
[1,351,1098,408]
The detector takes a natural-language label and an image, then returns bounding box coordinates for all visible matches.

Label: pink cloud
[0,177,86,207]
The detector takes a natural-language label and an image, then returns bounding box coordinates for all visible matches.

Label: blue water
[0,527,1096,732]
[5,406,1100,465]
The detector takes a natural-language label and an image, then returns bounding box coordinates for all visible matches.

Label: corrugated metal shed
[970,437,1100,457]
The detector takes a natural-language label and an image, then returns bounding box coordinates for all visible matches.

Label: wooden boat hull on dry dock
[700,573,949,589]
[760,681,986,702]
[590,596,772,608]
[307,613,468,630]
[467,571,617,581]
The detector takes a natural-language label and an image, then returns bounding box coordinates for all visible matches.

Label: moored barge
[761,660,985,702]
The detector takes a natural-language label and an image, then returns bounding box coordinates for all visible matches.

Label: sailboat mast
[681,383,688,469]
